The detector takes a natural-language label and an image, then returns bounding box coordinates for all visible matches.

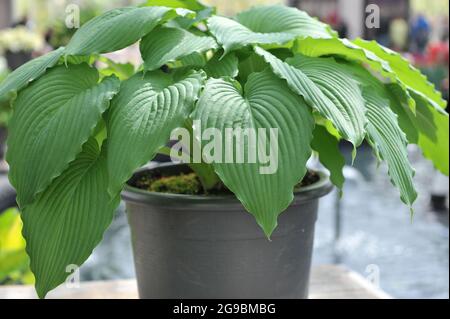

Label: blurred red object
[426,41,449,66]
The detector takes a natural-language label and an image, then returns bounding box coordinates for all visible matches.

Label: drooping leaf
[203,51,239,78]
[207,5,335,54]
[140,26,217,71]
[341,62,418,207]
[107,70,205,195]
[192,69,314,237]
[7,64,120,208]
[294,37,417,110]
[97,56,135,80]
[21,139,120,298]
[386,77,449,175]
[65,6,194,56]
[412,91,449,176]
[311,125,345,191]
[386,83,420,144]
[142,0,213,28]
[353,39,447,109]
[0,48,65,99]
[0,209,30,284]
[255,47,367,147]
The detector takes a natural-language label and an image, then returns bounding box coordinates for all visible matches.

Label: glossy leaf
[256,47,367,147]
[7,64,120,208]
[353,39,447,109]
[143,0,208,10]
[311,125,345,191]
[192,69,314,237]
[0,48,65,99]
[107,70,205,195]
[342,62,417,207]
[203,52,239,78]
[140,26,217,71]
[236,5,335,38]
[65,6,194,56]
[21,139,119,298]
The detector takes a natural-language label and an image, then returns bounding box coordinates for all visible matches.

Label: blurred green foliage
[0,208,34,285]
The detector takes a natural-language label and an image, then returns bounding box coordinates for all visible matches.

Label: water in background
[80,145,449,299]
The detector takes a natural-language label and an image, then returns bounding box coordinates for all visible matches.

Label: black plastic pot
[122,163,333,299]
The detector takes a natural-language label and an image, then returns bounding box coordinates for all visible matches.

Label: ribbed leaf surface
[0,48,65,99]
[296,37,448,112]
[342,63,417,207]
[236,5,335,38]
[22,139,119,298]
[140,26,217,71]
[298,37,449,176]
[412,92,449,175]
[65,6,193,55]
[107,70,204,195]
[192,69,314,237]
[255,47,367,147]
[353,39,447,109]
[311,125,345,191]
[7,64,120,208]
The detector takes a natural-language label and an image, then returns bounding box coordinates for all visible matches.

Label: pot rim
[121,162,334,206]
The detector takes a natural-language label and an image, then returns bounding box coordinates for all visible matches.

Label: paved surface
[0,265,391,299]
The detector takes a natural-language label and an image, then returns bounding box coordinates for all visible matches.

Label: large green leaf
[353,39,446,109]
[311,125,345,191]
[143,0,208,10]
[207,15,293,55]
[65,6,194,56]
[207,5,335,54]
[140,26,217,71]
[7,64,120,208]
[107,70,205,195]
[342,63,417,207]
[386,83,420,144]
[387,78,449,175]
[255,47,367,147]
[192,69,314,237]
[0,48,65,99]
[236,5,335,39]
[296,37,448,112]
[22,139,119,298]
[412,91,449,175]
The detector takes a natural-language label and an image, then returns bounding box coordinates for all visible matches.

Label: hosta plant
[0,2,448,298]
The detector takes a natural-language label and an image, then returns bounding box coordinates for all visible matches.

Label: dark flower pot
[122,163,333,299]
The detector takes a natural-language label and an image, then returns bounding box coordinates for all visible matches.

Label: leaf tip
[351,146,357,166]
[409,207,415,223]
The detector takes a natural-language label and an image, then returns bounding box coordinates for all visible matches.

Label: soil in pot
[130,168,320,196]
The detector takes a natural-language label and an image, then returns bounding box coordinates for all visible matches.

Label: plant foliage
[0,2,448,297]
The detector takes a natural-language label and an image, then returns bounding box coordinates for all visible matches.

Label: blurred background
[0,0,448,299]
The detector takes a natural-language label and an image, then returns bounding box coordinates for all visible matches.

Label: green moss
[133,170,320,196]
[148,173,201,195]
